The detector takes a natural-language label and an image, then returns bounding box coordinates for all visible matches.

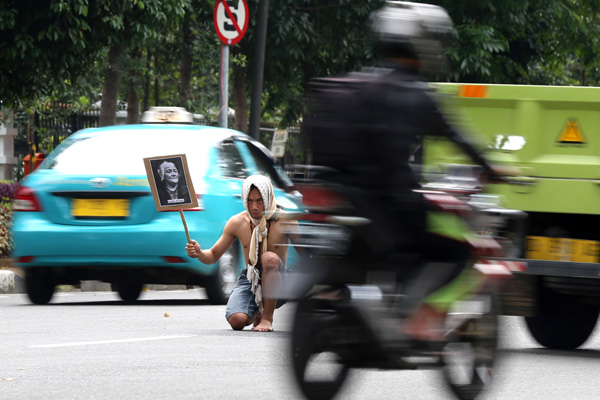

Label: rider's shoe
[401,302,446,342]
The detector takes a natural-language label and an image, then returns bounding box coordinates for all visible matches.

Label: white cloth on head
[242,175,277,312]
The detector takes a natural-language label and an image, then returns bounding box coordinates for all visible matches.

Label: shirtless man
[185,175,297,332]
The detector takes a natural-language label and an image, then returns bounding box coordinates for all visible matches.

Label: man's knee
[228,313,250,330]
[261,251,281,273]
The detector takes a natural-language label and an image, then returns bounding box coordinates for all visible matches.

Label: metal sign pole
[219,44,230,128]
[214,0,248,129]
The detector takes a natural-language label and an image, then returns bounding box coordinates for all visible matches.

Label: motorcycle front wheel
[440,292,499,400]
[291,297,351,400]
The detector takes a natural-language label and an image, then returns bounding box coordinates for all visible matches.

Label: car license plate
[526,236,600,263]
[71,199,130,218]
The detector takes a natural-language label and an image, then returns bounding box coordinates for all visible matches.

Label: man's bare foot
[252,319,273,332]
[253,310,262,327]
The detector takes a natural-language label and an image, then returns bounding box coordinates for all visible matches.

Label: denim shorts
[225,260,288,321]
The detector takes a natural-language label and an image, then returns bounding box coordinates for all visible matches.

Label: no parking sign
[214,0,249,45]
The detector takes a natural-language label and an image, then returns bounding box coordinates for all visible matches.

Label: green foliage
[255,0,386,125]
[180,1,223,114]
[0,202,13,255]
[115,0,221,114]
[0,0,189,109]
[3,0,600,147]
[0,181,17,255]
[0,0,102,107]
[432,0,600,85]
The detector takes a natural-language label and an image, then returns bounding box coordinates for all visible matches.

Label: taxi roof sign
[557,119,586,144]
[141,107,194,124]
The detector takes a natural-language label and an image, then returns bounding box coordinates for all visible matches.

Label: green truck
[428,83,600,350]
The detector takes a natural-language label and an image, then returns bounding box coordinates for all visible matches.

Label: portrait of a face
[158,161,179,185]
[144,154,198,211]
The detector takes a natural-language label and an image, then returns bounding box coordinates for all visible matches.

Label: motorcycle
[279,164,527,400]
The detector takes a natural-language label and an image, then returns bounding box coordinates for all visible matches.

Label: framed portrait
[144,154,199,211]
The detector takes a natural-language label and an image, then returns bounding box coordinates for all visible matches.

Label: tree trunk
[154,53,160,107]
[143,50,151,112]
[233,43,249,133]
[233,62,248,133]
[154,71,159,107]
[126,47,142,124]
[99,44,125,127]
[179,12,192,108]
[127,86,140,124]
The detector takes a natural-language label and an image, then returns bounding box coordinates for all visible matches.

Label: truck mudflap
[475,259,536,316]
[515,259,600,278]
[500,273,538,317]
[498,257,600,316]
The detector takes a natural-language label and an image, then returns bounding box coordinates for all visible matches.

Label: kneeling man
[185,175,297,332]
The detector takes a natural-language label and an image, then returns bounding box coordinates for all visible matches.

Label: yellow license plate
[526,236,600,263]
[72,199,130,218]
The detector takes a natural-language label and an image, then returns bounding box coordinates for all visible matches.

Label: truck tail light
[13,186,42,212]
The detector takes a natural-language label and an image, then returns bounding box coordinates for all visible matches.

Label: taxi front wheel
[205,241,240,305]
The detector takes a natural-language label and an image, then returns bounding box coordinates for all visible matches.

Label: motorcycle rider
[305,1,507,341]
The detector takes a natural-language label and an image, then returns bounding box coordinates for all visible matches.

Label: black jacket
[363,68,492,197]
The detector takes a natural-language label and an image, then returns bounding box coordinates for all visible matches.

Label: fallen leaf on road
[164,312,170,317]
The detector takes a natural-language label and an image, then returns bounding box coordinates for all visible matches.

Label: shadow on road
[207,329,291,338]
[22,299,213,306]
[501,347,600,359]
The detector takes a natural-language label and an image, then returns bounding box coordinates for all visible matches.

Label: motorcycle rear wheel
[291,297,351,400]
[440,292,499,400]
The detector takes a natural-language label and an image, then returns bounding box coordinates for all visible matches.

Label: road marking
[29,334,196,348]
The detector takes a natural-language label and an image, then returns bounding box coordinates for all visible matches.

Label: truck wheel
[205,241,240,305]
[25,269,56,305]
[525,286,599,350]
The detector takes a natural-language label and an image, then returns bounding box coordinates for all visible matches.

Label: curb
[0,270,25,294]
[0,270,190,295]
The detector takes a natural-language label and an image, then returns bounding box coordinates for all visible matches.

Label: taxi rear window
[41,130,212,177]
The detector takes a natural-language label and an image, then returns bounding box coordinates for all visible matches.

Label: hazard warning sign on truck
[557,119,586,144]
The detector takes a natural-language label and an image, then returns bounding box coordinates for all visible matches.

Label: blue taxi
[11,107,303,304]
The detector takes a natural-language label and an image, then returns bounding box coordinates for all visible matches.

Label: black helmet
[369,1,455,76]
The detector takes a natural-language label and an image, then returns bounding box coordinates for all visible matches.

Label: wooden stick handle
[179,209,191,243]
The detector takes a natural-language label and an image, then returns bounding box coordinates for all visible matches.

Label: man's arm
[186,216,239,265]
[424,92,495,174]
[445,124,494,173]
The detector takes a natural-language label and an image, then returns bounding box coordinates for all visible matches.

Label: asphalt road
[1,289,600,400]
